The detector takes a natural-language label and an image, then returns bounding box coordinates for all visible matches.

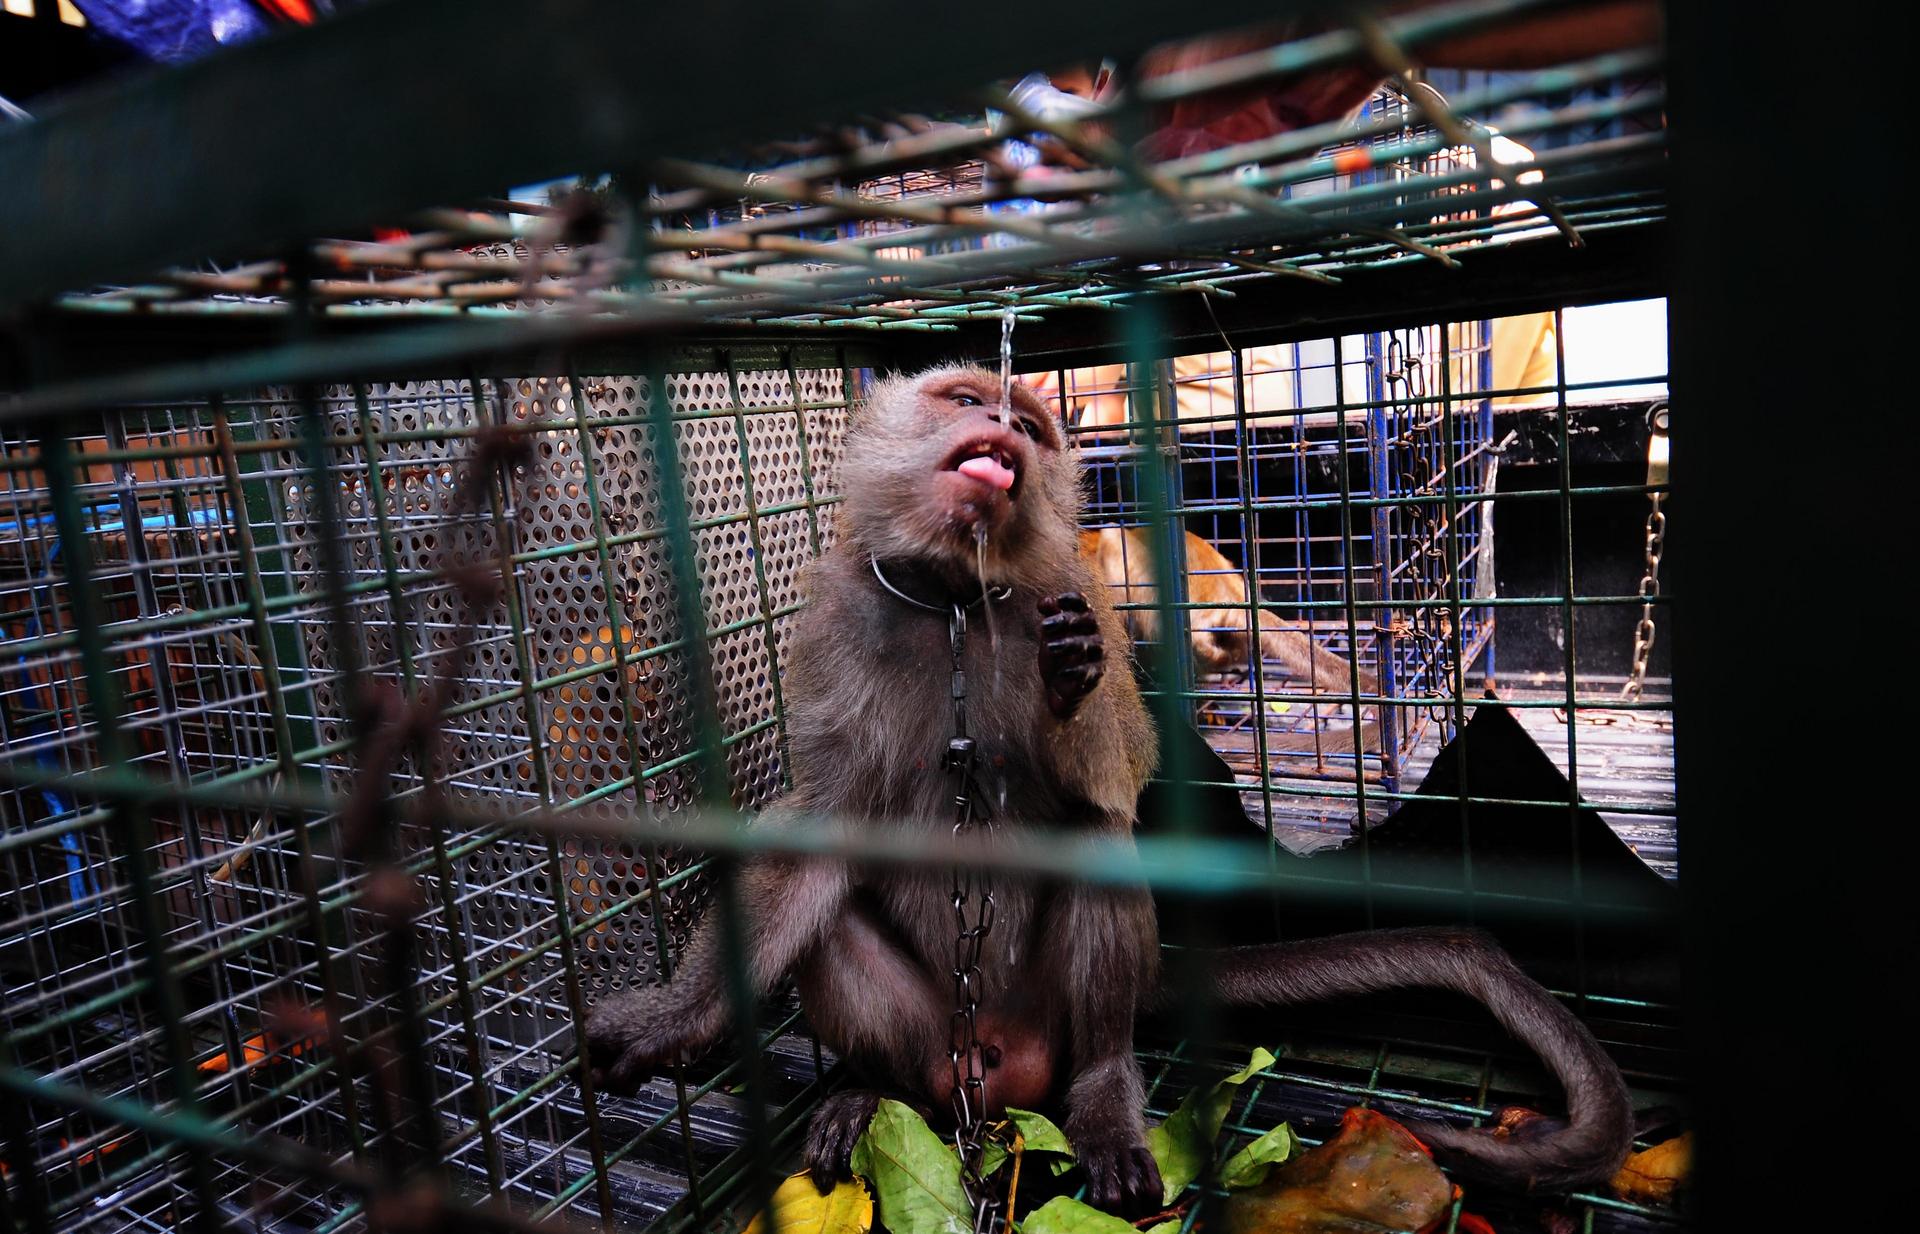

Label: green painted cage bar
[4,0,1889,1231]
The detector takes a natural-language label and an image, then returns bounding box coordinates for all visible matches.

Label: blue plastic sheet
[72,0,273,63]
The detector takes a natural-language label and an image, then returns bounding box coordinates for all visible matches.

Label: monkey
[584,365,1633,1214]
[1078,525,1378,694]
[1078,526,1383,761]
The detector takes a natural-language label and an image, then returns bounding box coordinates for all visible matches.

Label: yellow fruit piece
[744,1172,874,1234]
[1610,1132,1692,1206]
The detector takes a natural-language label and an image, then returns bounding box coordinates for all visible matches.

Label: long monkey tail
[1252,607,1379,699]
[1195,926,1634,1193]
[1237,609,1383,759]
[1258,719,1381,757]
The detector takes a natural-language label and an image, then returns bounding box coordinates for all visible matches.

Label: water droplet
[998,307,1017,424]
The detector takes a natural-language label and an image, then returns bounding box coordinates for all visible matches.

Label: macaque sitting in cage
[1079,524,1377,694]
[584,366,1632,1212]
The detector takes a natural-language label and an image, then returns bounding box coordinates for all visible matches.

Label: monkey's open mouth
[943,439,1021,497]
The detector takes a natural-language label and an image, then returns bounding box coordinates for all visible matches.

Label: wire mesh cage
[0,3,1694,1234]
[1,353,866,1231]
[1046,320,1498,814]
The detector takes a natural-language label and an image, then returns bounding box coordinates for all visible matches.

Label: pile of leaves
[745,1049,1500,1234]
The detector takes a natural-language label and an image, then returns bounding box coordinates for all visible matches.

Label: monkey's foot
[582,988,706,1095]
[1075,1133,1163,1217]
[1038,592,1105,719]
[805,1090,885,1193]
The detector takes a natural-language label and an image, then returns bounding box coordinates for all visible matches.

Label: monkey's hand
[1071,1122,1163,1216]
[804,1090,885,1193]
[583,986,715,1095]
[1038,592,1105,720]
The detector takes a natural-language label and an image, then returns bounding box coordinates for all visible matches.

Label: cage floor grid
[1207,674,1675,879]
[696,1001,1689,1234]
[657,670,1685,1234]
[1129,1007,1688,1234]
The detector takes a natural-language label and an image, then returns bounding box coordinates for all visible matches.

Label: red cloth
[254,0,314,24]
[1136,30,1383,161]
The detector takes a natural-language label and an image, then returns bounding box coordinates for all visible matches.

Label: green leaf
[1145,1047,1277,1205]
[1007,1109,1074,1159]
[1142,1221,1181,1234]
[849,1099,972,1234]
[982,1109,1074,1180]
[1218,1123,1300,1190]
[1020,1197,1138,1234]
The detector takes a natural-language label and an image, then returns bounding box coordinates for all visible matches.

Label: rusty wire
[49,2,1665,336]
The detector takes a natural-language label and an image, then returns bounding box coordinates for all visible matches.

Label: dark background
[1490,400,1670,682]
[0,5,136,114]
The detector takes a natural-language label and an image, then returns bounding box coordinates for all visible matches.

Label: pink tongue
[956,455,1016,491]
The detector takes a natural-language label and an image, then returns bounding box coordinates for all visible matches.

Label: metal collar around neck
[869,555,1012,614]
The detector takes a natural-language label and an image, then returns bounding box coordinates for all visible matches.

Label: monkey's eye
[1012,418,1042,441]
[952,393,983,407]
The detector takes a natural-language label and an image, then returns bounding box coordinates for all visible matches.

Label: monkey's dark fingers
[583,1026,622,1079]
[1038,591,1091,619]
[563,1037,612,1095]
[1044,634,1105,669]
[1050,661,1105,692]
[604,1041,669,1094]
[582,991,685,1094]
[1080,1143,1162,1216]
[1039,603,1089,626]
[1040,608,1100,641]
[1064,662,1104,689]
[1045,661,1105,719]
[804,1090,883,1194]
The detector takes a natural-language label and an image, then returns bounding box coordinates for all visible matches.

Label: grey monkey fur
[583,365,1631,1212]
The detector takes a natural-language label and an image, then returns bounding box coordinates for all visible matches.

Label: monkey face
[841,366,1079,579]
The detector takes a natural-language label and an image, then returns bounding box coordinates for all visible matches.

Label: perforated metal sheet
[271,364,850,1046]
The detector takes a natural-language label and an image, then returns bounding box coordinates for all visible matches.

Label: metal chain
[1620,493,1665,700]
[942,603,1002,1234]
[1385,336,1456,724]
[1621,403,1669,702]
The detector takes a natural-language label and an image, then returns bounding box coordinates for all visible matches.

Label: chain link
[1384,338,1458,727]
[1621,403,1669,702]
[1620,493,1664,701]
[942,604,1002,1234]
